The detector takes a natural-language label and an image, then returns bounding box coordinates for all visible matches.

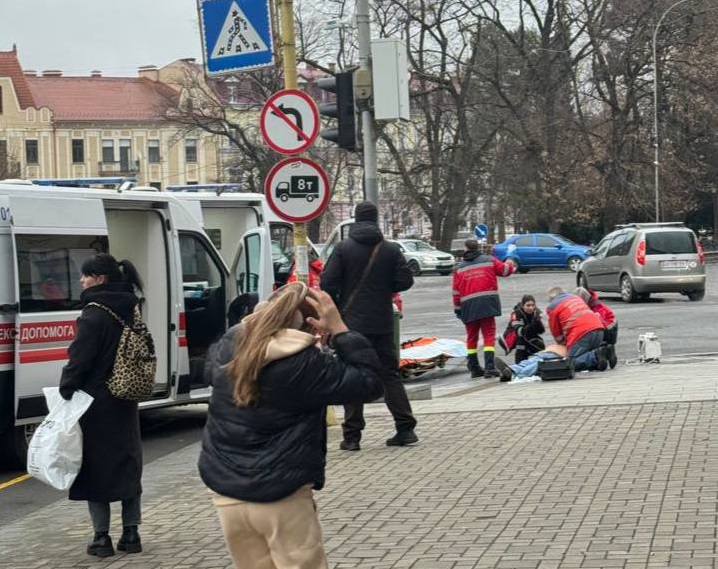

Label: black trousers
[342,332,417,443]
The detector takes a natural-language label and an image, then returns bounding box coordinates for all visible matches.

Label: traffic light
[317,70,358,151]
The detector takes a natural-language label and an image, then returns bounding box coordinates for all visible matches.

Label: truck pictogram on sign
[275,176,320,202]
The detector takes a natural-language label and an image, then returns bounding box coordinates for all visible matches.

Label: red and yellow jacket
[452,252,515,323]
[546,292,604,349]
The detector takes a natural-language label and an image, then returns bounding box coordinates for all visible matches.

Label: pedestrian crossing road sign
[197,0,274,75]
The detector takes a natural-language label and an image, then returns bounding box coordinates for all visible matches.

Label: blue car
[491,233,590,273]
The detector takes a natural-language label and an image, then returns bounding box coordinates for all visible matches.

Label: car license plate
[660,260,689,270]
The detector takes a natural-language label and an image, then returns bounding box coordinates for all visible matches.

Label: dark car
[491,233,590,273]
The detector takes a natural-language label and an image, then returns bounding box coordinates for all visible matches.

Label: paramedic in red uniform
[546,286,608,372]
[452,239,515,378]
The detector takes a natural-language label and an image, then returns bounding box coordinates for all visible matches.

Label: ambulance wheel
[2,424,35,469]
[14,424,36,468]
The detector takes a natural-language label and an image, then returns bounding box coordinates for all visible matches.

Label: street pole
[652,0,694,223]
[276,0,308,282]
[355,0,379,205]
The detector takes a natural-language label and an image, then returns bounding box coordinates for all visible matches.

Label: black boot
[607,343,617,369]
[339,439,360,451]
[596,345,608,371]
[87,532,115,558]
[494,356,513,382]
[483,351,501,378]
[386,429,419,446]
[466,353,483,378]
[117,525,142,554]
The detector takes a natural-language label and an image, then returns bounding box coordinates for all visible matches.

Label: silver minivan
[576,222,706,302]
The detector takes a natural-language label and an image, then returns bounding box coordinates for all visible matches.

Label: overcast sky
[1,0,203,76]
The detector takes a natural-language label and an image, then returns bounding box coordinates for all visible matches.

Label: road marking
[0,473,30,491]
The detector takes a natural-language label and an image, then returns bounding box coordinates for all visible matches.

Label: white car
[393,239,455,276]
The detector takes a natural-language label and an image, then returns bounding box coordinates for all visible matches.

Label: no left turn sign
[264,157,330,223]
[260,89,320,155]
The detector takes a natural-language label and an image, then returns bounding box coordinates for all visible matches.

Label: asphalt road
[2,264,715,523]
[401,263,718,359]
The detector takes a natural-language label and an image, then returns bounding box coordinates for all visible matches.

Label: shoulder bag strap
[85,302,126,326]
[342,241,383,313]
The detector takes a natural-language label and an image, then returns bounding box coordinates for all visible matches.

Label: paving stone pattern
[3,357,718,568]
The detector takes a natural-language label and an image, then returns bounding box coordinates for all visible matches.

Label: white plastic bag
[26,387,94,490]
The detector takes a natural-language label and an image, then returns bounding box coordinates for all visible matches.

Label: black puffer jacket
[59,282,142,502]
[320,222,414,334]
[198,327,383,503]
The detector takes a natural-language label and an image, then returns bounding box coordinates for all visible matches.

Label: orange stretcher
[399,337,467,379]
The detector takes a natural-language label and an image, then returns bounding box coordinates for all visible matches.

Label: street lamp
[652,0,695,222]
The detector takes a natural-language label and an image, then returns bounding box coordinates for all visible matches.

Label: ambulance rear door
[9,195,107,425]
[233,226,274,300]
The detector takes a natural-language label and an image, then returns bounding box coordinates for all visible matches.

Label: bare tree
[0,138,21,179]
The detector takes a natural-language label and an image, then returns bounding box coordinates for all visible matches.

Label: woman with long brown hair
[198,282,383,568]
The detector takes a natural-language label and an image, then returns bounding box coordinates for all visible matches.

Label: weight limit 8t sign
[264,157,330,223]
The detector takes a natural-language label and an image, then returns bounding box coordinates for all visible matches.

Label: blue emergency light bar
[31,177,137,188]
[166,184,242,193]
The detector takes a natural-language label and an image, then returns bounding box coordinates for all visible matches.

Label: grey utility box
[371,38,410,121]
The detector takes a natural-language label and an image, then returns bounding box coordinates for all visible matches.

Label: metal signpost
[260,90,320,155]
[197,0,274,75]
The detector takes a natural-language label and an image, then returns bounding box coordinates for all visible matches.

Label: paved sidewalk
[2,355,718,568]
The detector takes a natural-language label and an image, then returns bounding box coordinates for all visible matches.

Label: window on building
[0,85,3,114]
[119,139,132,171]
[185,139,198,163]
[71,139,84,163]
[148,139,160,163]
[25,140,39,164]
[102,140,114,163]
[0,140,7,164]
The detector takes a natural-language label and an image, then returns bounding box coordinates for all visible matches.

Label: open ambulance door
[227,227,274,326]
[9,195,107,439]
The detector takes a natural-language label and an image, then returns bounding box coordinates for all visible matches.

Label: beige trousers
[212,484,328,569]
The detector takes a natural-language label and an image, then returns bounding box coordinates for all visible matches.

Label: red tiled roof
[0,49,35,109]
[25,75,177,122]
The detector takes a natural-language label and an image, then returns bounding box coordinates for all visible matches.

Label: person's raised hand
[304,289,349,338]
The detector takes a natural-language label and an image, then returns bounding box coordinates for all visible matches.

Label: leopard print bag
[86,302,157,401]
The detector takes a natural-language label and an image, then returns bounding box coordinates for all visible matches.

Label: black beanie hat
[354,201,378,223]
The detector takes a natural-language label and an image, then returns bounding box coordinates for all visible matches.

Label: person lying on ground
[495,344,568,382]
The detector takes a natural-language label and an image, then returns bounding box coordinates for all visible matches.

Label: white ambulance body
[0,183,273,466]
[156,187,318,290]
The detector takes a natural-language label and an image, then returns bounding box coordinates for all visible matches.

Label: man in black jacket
[321,201,418,451]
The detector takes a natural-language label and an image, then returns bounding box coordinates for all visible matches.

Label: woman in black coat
[59,254,144,558]
[499,294,546,363]
[199,283,383,569]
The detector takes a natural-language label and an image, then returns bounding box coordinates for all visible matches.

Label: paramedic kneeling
[546,287,607,372]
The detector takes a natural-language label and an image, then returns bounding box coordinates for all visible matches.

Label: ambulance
[0,182,276,467]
